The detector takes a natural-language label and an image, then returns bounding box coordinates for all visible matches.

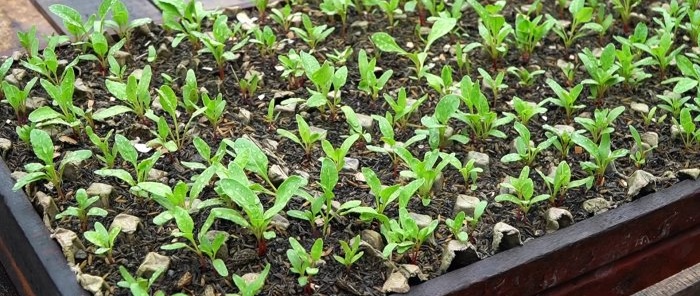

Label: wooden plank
[0,160,88,296]
[541,224,700,296]
[30,0,162,35]
[0,0,56,57]
[403,180,700,296]
[634,262,700,296]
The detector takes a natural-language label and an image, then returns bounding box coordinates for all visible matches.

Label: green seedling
[495,166,550,214]
[291,14,335,51]
[501,122,555,166]
[231,263,271,296]
[84,222,121,264]
[55,188,108,231]
[572,133,629,185]
[358,49,393,100]
[333,236,364,270]
[503,96,547,125]
[277,114,326,158]
[287,237,324,293]
[574,106,625,143]
[2,77,38,124]
[381,208,438,264]
[537,161,592,204]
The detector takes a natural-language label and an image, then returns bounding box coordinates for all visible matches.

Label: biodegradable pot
[404,179,700,296]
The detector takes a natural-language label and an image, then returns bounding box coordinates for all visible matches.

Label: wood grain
[0,0,56,57]
[634,262,700,296]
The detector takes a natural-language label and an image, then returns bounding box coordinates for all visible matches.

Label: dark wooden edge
[633,262,700,296]
[403,179,700,296]
[0,158,88,296]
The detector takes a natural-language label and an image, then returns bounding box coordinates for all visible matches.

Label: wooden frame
[405,179,700,296]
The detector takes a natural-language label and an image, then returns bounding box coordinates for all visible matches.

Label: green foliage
[277,114,326,157]
[340,106,371,144]
[572,133,629,184]
[203,176,307,256]
[383,88,427,129]
[513,14,553,61]
[537,161,592,203]
[578,44,624,101]
[201,92,226,129]
[445,211,469,242]
[549,0,601,48]
[614,44,653,87]
[287,237,324,287]
[381,208,438,264]
[345,167,423,223]
[251,26,277,56]
[17,27,39,58]
[195,14,249,79]
[95,134,162,190]
[160,206,229,276]
[333,236,364,269]
[371,17,456,79]
[634,32,685,78]
[628,125,656,168]
[156,0,216,49]
[96,65,153,121]
[84,222,121,264]
[574,106,625,143]
[85,126,118,169]
[454,41,481,75]
[503,96,547,125]
[451,158,483,191]
[320,0,354,33]
[468,0,512,63]
[55,188,108,231]
[300,51,348,118]
[495,166,550,214]
[21,35,73,84]
[231,263,271,296]
[150,84,205,150]
[30,68,85,132]
[105,0,153,41]
[501,122,555,166]
[454,77,513,141]
[322,135,359,171]
[543,124,583,159]
[117,265,167,296]
[278,49,305,89]
[543,79,585,121]
[2,77,38,123]
[358,49,393,100]
[507,66,545,87]
[674,108,700,148]
[417,94,467,149]
[270,5,298,32]
[396,147,455,205]
[12,129,92,199]
[291,14,335,51]
[478,68,508,102]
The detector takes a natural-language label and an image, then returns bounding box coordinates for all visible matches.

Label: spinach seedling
[291,14,335,51]
[615,44,653,87]
[201,92,226,130]
[152,85,206,149]
[270,5,298,32]
[376,0,400,27]
[95,135,162,193]
[664,55,700,96]
[55,188,108,231]
[417,94,466,150]
[468,0,512,65]
[478,68,508,103]
[340,106,371,144]
[84,222,121,264]
[629,125,656,168]
[358,49,393,100]
[634,32,684,79]
[13,129,92,200]
[384,88,427,129]
[299,51,347,119]
[574,106,625,143]
[425,65,455,96]
[537,161,592,204]
[503,96,547,125]
[549,0,600,49]
[501,122,555,166]
[454,77,513,141]
[105,0,153,43]
[495,166,550,214]
[572,133,629,185]
[287,237,323,293]
[454,41,481,75]
[674,108,700,148]
[277,114,326,158]
[29,68,85,133]
[49,3,96,42]
[382,208,438,264]
[445,211,469,242]
[333,236,364,270]
[611,0,640,33]
[81,35,126,75]
[367,115,426,170]
[396,147,455,205]
[322,134,359,171]
[2,77,38,124]
[96,65,153,122]
[251,26,278,57]
[513,13,553,63]
[117,266,168,296]
[17,27,39,58]
[203,176,307,256]
[195,15,249,80]
[371,17,456,79]
[161,206,230,276]
[451,158,483,191]
[21,35,73,84]
[345,168,423,224]
[579,43,624,102]
[232,263,271,296]
[278,49,306,89]
[507,66,545,87]
[544,79,585,121]
[320,0,354,36]
[156,0,214,50]
[657,91,690,119]
[543,124,584,159]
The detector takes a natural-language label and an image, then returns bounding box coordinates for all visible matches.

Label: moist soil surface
[1,1,700,295]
